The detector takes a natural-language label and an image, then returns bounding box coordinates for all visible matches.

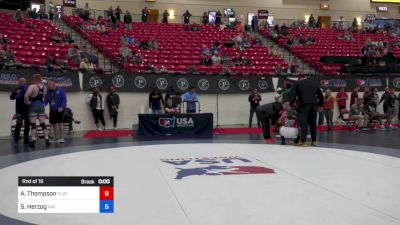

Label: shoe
[50,138,58,143]
[280,137,286,145]
[96,127,103,131]
[45,139,51,146]
[295,141,307,147]
[58,139,65,143]
[23,140,29,145]
[311,141,317,147]
[264,138,275,144]
[29,140,35,147]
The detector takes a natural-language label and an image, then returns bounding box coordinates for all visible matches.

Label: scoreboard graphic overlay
[18,176,114,213]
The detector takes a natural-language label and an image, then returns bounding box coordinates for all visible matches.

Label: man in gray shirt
[349,98,369,130]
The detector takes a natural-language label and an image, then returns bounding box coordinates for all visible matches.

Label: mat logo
[159,117,194,128]
[161,156,275,179]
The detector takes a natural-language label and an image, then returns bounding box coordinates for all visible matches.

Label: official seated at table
[183,86,199,113]
[164,98,181,114]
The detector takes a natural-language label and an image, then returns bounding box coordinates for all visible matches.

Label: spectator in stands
[29,8,38,19]
[188,63,198,74]
[235,34,243,46]
[132,51,144,64]
[202,12,208,24]
[89,51,99,68]
[149,88,164,114]
[48,1,55,20]
[88,86,106,130]
[308,14,315,28]
[45,54,59,71]
[223,65,232,75]
[139,40,149,49]
[164,98,181,114]
[148,39,158,50]
[162,10,170,23]
[201,45,211,56]
[51,32,62,43]
[80,46,90,60]
[351,18,358,31]
[10,77,29,144]
[183,10,192,24]
[0,33,8,45]
[251,15,258,32]
[119,45,132,63]
[15,9,24,24]
[121,33,129,46]
[106,6,114,18]
[336,88,348,119]
[63,33,74,44]
[183,86,199,113]
[211,53,221,65]
[324,89,335,131]
[344,31,354,41]
[110,14,117,30]
[350,98,368,131]
[275,64,283,76]
[211,42,221,55]
[350,86,359,106]
[80,57,94,70]
[68,45,81,65]
[233,53,243,66]
[124,11,132,29]
[115,6,122,21]
[106,85,120,129]
[191,23,201,32]
[221,53,232,66]
[160,65,168,73]
[248,88,261,128]
[45,80,67,143]
[216,10,222,25]
[142,7,149,23]
[242,36,251,48]
[225,38,235,48]
[96,22,107,34]
[338,16,345,30]
[3,45,16,65]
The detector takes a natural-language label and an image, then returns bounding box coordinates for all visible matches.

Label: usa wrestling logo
[161,156,275,179]
[159,118,175,128]
[159,117,194,128]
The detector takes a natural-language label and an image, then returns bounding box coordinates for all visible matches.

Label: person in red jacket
[336,88,348,120]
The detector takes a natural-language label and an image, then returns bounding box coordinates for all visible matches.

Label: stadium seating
[262,28,400,75]
[63,15,288,74]
[0,13,75,67]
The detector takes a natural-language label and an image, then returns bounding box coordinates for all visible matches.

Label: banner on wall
[0,69,80,92]
[388,76,400,91]
[82,73,275,94]
[277,76,387,92]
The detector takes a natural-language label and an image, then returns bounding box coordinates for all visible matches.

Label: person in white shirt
[211,54,221,65]
[338,16,345,30]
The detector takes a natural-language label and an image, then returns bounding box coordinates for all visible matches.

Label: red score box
[100,186,114,200]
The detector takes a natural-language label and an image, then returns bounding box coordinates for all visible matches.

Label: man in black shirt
[292,77,324,146]
[183,10,192,24]
[141,7,149,23]
[257,102,282,144]
[248,89,261,128]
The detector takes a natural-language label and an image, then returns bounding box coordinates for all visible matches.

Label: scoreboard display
[18,176,114,213]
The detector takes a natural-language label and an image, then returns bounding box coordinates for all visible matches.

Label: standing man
[248,89,261,128]
[257,101,283,144]
[350,86,359,107]
[324,89,335,131]
[292,77,324,146]
[183,10,192,24]
[10,77,30,144]
[379,87,391,114]
[183,86,199,113]
[88,86,106,130]
[141,7,149,23]
[24,74,50,147]
[45,80,67,143]
[124,10,132,29]
[106,85,120,130]
[336,87,348,119]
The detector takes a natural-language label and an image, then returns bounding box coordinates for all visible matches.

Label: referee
[292,77,324,147]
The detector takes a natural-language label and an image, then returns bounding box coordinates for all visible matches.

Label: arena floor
[0,131,399,225]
